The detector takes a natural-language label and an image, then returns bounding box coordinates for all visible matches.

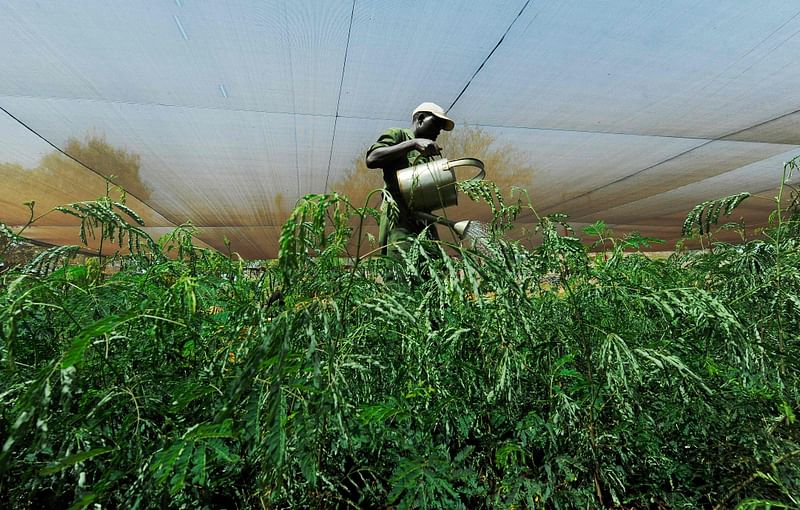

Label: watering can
[397,157,485,212]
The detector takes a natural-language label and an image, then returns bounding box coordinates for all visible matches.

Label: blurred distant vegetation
[0,134,151,258]
[63,135,150,201]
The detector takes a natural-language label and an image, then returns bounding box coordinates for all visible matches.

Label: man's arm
[366,138,440,168]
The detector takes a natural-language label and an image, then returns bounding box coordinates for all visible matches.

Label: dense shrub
[1,161,798,509]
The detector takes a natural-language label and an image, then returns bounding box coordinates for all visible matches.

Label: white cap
[412,102,455,131]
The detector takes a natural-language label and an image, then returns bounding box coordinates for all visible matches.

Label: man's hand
[413,138,441,157]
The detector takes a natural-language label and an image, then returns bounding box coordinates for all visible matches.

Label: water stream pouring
[414,211,491,252]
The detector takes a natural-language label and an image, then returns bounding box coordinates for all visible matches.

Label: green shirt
[367,127,433,199]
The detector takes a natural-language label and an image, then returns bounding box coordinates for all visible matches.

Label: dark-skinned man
[366,102,455,258]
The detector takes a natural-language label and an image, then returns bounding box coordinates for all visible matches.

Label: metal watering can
[397,156,491,251]
[397,157,485,212]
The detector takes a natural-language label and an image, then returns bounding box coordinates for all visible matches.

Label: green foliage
[55,195,155,257]
[681,191,751,237]
[1,159,799,508]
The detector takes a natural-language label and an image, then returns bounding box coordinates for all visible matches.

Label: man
[366,102,455,257]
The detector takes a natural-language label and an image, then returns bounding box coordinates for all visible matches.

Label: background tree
[64,135,150,201]
[1,135,150,264]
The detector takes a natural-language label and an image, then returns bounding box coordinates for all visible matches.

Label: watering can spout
[414,212,489,248]
[452,220,471,237]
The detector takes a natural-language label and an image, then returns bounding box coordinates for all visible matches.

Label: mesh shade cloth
[2,1,800,258]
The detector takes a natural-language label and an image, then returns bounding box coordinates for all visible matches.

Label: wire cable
[513,104,800,223]
[323,0,357,193]
[447,0,532,113]
[562,105,800,206]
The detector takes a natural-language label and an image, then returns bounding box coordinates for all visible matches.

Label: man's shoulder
[378,127,413,141]
[368,127,414,155]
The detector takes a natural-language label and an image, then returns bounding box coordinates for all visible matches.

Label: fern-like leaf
[682,192,751,237]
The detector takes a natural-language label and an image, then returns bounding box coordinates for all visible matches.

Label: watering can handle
[447,158,486,182]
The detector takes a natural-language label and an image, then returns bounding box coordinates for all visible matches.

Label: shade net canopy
[2,0,800,258]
